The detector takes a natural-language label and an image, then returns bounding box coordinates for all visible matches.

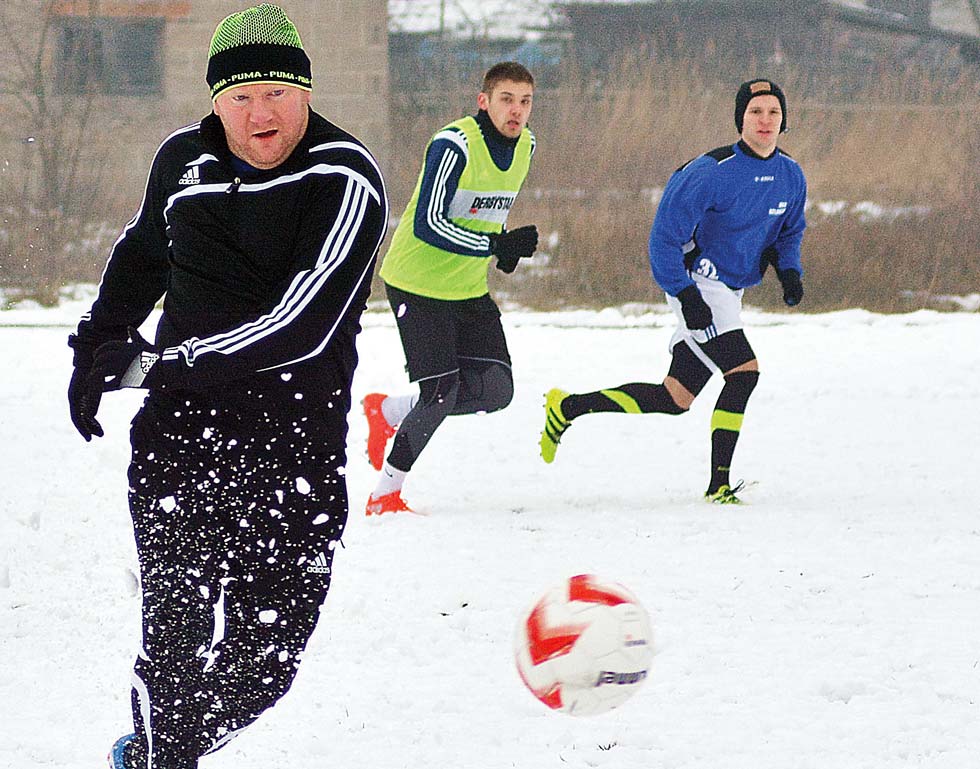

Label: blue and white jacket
[649,140,807,296]
[411,109,535,256]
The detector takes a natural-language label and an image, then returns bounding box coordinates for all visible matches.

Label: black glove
[676,285,713,331]
[777,268,804,307]
[488,225,538,261]
[88,327,161,395]
[68,366,104,442]
[495,255,520,274]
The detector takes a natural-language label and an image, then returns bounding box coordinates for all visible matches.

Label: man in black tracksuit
[65,6,387,768]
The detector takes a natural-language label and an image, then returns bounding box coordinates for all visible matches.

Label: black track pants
[125,395,348,768]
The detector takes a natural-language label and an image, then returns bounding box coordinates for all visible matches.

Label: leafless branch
[966,0,980,35]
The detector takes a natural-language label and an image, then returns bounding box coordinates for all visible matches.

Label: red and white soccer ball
[514,574,653,716]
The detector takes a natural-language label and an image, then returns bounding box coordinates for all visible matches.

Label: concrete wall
[0,1,390,221]
[165,1,390,163]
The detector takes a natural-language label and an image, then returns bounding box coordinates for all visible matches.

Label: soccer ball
[514,574,653,716]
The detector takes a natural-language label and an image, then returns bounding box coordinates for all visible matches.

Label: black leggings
[386,359,513,472]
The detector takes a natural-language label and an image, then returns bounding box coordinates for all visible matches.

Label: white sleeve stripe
[120,123,201,237]
[186,153,219,168]
[317,179,358,267]
[431,129,469,159]
[243,165,380,203]
[214,185,369,358]
[204,183,361,354]
[165,180,372,363]
[162,163,381,223]
[164,200,362,363]
[429,151,484,248]
[257,196,381,371]
[428,151,480,248]
[426,149,488,250]
[309,141,387,194]
[186,182,365,356]
[78,122,201,327]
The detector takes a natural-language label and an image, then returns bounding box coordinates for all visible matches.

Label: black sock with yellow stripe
[562,383,686,420]
[709,370,759,493]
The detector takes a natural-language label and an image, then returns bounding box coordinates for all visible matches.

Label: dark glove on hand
[68,366,104,442]
[88,327,160,395]
[495,255,521,274]
[488,225,538,261]
[777,268,804,306]
[676,285,714,331]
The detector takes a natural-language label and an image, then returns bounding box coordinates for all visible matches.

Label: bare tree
[0,0,111,302]
[0,0,104,214]
[967,0,980,32]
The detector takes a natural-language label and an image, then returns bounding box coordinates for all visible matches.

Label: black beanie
[206,4,312,101]
[734,78,788,134]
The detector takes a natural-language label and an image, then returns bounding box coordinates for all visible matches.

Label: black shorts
[385,283,511,382]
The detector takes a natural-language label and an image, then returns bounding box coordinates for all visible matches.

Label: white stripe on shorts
[665,273,744,368]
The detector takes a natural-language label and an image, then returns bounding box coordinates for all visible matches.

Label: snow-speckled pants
[124,393,348,769]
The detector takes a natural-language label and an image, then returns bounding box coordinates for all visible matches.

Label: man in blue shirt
[540,78,806,504]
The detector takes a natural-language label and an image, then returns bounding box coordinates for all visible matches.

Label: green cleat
[539,388,571,464]
[705,481,745,504]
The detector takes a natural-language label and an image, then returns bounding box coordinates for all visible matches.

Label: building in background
[556,0,980,87]
[385,0,980,104]
[1,0,389,220]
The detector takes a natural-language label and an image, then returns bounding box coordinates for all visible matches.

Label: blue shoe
[107,734,135,769]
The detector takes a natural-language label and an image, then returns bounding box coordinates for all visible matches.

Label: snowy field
[2,301,979,769]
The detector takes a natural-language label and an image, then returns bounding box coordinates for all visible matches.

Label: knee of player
[724,367,760,394]
[422,372,461,411]
[483,364,514,413]
[719,369,760,413]
[488,386,513,413]
[662,377,695,413]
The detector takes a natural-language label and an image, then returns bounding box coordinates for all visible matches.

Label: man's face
[477,79,533,139]
[740,94,782,157]
[213,83,311,169]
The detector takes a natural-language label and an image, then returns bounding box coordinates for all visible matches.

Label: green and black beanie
[206,4,312,101]
[734,78,788,134]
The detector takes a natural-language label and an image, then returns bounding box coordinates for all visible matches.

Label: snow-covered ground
[2,302,979,769]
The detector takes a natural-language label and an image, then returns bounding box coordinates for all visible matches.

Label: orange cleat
[365,490,415,516]
[362,392,396,471]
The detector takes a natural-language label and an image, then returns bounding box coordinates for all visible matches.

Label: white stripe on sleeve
[161,174,380,368]
[425,147,489,251]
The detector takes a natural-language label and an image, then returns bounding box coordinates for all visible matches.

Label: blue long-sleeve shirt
[412,109,536,256]
[649,141,807,296]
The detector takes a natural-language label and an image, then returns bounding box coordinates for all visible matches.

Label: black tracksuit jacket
[70,109,388,430]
